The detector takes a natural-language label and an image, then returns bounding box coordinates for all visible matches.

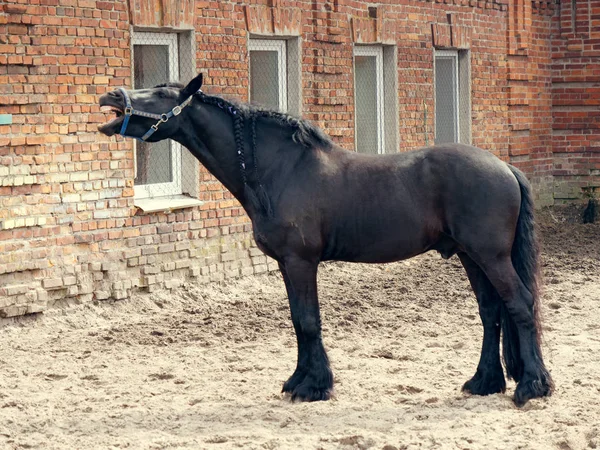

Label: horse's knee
[299,315,320,339]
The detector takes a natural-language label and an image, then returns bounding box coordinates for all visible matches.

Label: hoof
[282,369,333,402]
[282,369,306,394]
[513,373,553,407]
[289,381,332,402]
[462,370,506,396]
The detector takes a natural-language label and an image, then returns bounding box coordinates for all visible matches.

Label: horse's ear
[181,73,203,98]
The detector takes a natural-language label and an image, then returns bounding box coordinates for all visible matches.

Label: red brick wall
[0,0,596,319]
[504,1,555,205]
[551,0,600,201]
[0,0,263,318]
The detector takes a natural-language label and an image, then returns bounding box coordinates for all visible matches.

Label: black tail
[502,165,542,382]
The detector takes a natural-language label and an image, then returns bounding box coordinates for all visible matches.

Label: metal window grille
[354,46,385,155]
[131,31,197,199]
[249,39,288,112]
[434,49,471,146]
[434,50,459,145]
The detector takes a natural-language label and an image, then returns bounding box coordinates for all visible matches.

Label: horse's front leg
[279,258,333,401]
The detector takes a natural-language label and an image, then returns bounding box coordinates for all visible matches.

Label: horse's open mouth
[98,94,125,135]
[101,105,123,118]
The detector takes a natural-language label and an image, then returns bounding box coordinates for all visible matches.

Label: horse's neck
[250,118,308,193]
[178,101,309,217]
[176,104,246,201]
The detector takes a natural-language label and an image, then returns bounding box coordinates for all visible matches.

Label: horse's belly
[322,229,433,264]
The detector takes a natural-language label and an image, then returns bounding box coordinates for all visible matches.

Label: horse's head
[97,73,204,142]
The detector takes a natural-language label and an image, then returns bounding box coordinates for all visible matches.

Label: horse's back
[329,142,520,217]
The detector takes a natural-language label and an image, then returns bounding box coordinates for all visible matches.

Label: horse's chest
[252,216,320,262]
[253,227,279,260]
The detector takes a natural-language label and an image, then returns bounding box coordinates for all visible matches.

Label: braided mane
[155,82,332,150]
[199,94,332,150]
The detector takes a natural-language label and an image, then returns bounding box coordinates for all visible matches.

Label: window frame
[131,31,182,200]
[434,49,460,145]
[248,38,288,112]
[353,45,386,155]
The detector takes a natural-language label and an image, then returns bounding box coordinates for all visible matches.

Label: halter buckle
[151,124,159,131]
[172,106,182,116]
[160,113,169,123]
[124,107,132,115]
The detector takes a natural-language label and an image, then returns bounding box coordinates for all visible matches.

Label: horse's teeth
[100,105,121,114]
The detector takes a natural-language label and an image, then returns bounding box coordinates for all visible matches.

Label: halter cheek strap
[118,87,200,141]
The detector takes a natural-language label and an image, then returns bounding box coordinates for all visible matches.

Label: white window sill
[134,195,203,213]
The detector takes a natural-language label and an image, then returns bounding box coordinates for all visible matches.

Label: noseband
[118,87,200,141]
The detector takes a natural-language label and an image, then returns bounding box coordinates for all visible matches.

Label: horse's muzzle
[97,91,125,136]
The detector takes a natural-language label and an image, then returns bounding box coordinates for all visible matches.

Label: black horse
[98,74,553,407]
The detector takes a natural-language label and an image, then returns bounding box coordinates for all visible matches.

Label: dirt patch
[1,206,599,449]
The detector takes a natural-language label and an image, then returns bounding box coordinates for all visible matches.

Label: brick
[93,76,109,84]
[42,278,64,289]
[27,303,47,314]
[142,247,158,256]
[63,276,77,286]
[158,243,175,253]
[101,262,117,272]
[0,305,28,318]
[4,284,29,296]
[175,242,191,251]
[113,290,127,300]
[123,248,141,259]
[1,220,16,230]
[61,193,81,203]
[142,265,160,275]
[162,262,176,272]
[94,290,110,300]
[175,260,190,269]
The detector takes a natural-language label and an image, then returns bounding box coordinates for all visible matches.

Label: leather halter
[118,87,200,141]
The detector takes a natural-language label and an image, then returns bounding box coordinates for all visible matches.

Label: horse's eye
[156,91,169,99]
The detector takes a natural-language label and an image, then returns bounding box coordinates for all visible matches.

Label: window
[434,49,471,145]
[130,32,199,209]
[354,46,384,154]
[353,45,398,155]
[249,39,287,112]
[248,38,301,115]
[132,32,181,199]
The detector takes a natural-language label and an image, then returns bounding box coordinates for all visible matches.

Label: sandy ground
[0,206,599,450]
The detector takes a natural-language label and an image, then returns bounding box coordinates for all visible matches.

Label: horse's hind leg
[279,258,333,401]
[478,255,553,406]
[459,253,506,396]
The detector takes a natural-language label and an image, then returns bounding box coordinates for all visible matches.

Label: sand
[0,206,599,450]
